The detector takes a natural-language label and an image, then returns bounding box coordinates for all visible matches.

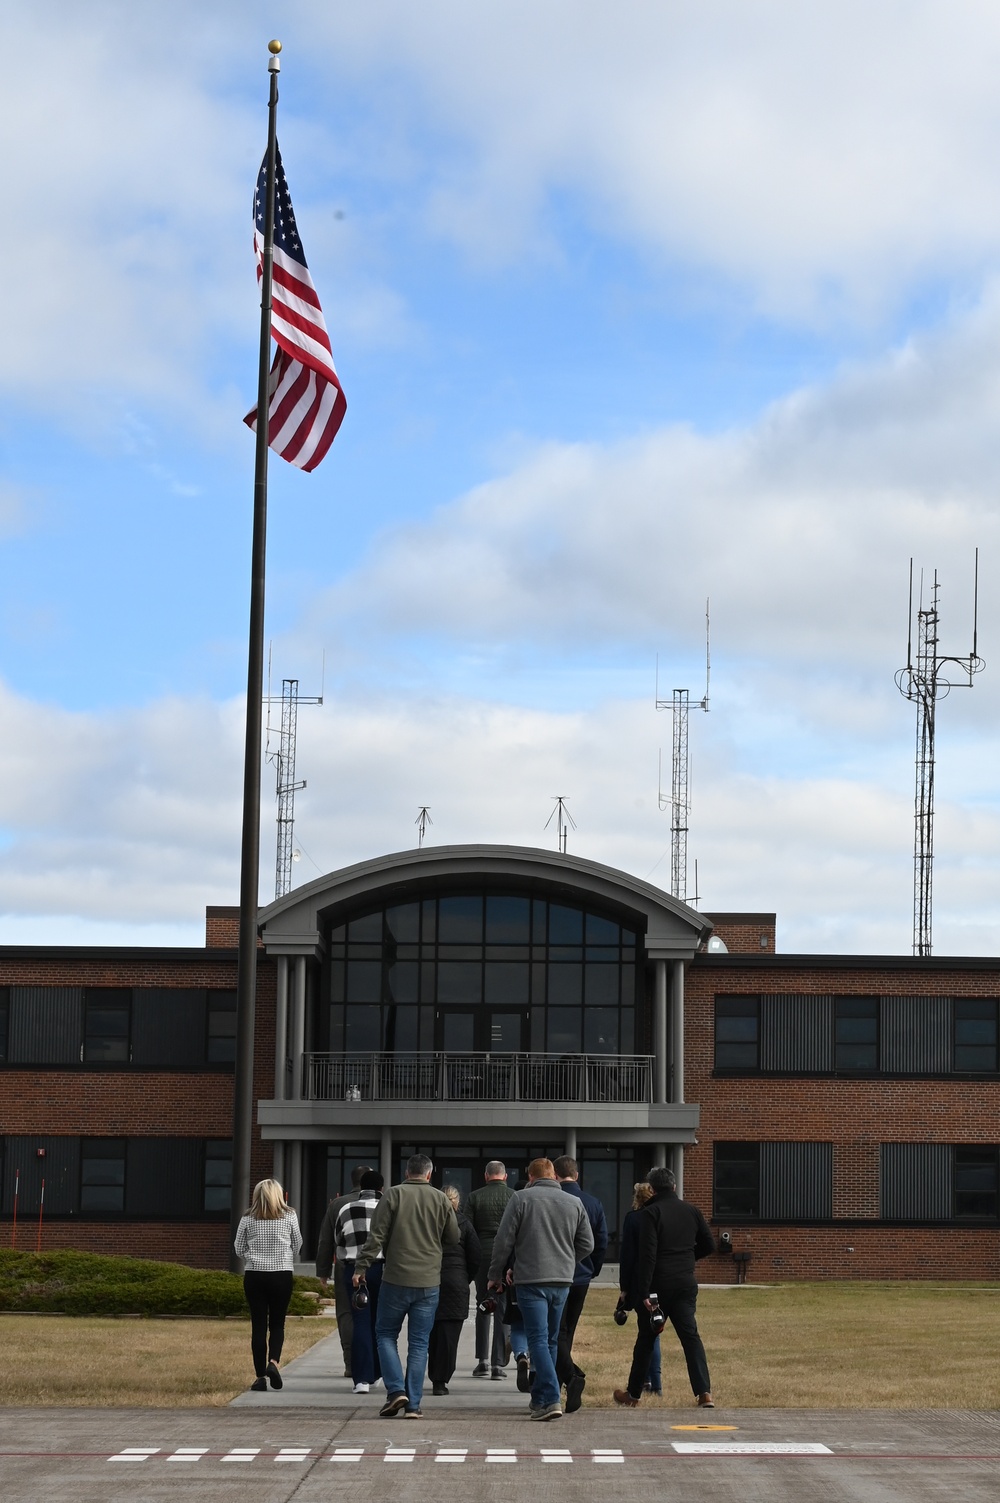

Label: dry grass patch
[575,1283,1000,1408]
[0,1316,331,1407]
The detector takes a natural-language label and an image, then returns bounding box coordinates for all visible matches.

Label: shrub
[0,1250,320,1317]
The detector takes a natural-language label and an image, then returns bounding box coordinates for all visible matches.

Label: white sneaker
[353,1382,370,1394]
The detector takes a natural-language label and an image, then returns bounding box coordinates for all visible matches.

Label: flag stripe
[244,146,345,471]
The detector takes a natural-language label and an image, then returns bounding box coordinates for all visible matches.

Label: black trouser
[243,1271,294,1378]
[474,1266,508,1367]
[333,1261,354,1373]
[427,1318,464,1385]
[626,1284,710,1399]
[555,1282,589,1386]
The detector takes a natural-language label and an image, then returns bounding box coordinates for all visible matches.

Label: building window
[206,990,237,1064]
[954,1146,999,1219]
[80,1138,126,1212]
[834,998,878,1071]
[954,1001,999,1073]
[713,1142,760,1217]
[0,988,8,1063]
[714,997,759,1070]
[83,990,131,1064]
[203,1140,233,1212]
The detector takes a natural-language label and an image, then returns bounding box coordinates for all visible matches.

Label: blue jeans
[516,1283,569,1410]
[375,1281,440,1412]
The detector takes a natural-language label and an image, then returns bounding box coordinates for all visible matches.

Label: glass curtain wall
[324,892,642,1056]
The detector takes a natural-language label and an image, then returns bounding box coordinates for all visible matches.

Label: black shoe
[565,1370,585,1413]
[379,1392,408,1417]
[250,1376,267,1392]
[516,1355,531,1393]
[266,1361,283,1390]
[491,1366,507,1380]
[432,1383,449,1396]
[472,1361,490,1377]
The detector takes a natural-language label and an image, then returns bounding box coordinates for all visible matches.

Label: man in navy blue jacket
[553,1155,608,1412]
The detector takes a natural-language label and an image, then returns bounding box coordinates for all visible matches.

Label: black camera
[477,1293,497,1315]
[613,1296,629,1327]
[648,1294,666,1334]
[352,1282,369,1310]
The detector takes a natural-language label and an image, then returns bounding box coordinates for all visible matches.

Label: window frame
[80,1137,127,1213]
[714,996,760,1071]
[834,997,879,1073]
[953,1145,1000,1220]
[953,1000,999,1074]
[713,1141,760,1219]
[82,989,132,1066]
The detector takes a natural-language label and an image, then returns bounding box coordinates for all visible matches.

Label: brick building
[1,843,997,1279]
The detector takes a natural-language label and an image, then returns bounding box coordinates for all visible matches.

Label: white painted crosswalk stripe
[592,1449,624,1462]
[436,1449,468,1462]
[486,1448,518,1462]
[385,1448,415,1462]
[672,1443,833,1455]
[168,1449,208,1461]
[331,1448,365,1462]
[275,1449,311,1461]
[541,1449,573,1462]
[222,1448,259,1461]
[108,1448,159,1462]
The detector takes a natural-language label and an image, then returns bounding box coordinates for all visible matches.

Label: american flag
[244,146,346,471]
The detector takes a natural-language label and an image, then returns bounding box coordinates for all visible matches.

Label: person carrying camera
[613,1165,715,1409]
[334,1169,385,1394]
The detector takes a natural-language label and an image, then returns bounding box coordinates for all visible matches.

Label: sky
[3,1,1000,954]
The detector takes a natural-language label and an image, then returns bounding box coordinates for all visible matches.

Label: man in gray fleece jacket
[487,1157,594,1421]
[354,1154,459,1417]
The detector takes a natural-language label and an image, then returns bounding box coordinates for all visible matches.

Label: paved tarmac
[1,1318,997,1500]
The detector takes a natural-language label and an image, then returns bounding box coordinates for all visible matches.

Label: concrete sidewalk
[231,1308,522,1409]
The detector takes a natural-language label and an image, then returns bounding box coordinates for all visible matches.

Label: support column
[653,959,668,1104]
[672,1143,684,1199]
[272,1140,285,1186]
[565,1128,577,1161]
[380,1125,393,1188]
[273,956,289,1101]
[286,1141,302,1219]
[290,956,306,1100]
[670,960,685,1103]
[651,1144,668,1172]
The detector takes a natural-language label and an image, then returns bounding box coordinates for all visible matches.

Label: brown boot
[697,1392,715,1408]
[613,1388,640,1407]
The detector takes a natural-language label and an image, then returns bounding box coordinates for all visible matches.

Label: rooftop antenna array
[265,648,324,900]
[415,806,433,849]
[545,796,576,854]
[895,556,984,957]
[656,601,711,902]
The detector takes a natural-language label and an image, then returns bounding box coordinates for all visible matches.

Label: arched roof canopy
[259,844,712,961]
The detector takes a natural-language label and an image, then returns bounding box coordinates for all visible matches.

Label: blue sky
[3,2,1000,952]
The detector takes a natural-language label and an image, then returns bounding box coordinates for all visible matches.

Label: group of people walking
[235,1153,716,1417]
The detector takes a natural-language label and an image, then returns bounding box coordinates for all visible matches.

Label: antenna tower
[265,654,324,900]
[415,806,433,848]
[545,796,576,854]
[656,601,710,901]
[895,556,984,956]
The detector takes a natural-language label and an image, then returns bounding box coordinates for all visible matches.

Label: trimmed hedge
[0,1249,323,1317]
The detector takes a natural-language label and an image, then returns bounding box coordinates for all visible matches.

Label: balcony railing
[304,1051,654,1104]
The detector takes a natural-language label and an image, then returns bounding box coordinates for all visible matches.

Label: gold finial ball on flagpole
[268,39,282,54]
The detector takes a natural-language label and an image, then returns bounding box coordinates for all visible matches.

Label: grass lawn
[575,1283,1000,1408]
[0,1315,331,1407]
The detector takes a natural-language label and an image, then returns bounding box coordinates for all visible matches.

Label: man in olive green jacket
[466,1160,514,1376]
[354,1154,459,1417]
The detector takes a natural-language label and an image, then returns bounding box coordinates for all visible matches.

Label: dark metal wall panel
[1,1136,80,1215]
[8,987,83,1065]
[760,996,834,1072]
[760,1142,833,1219]
[126,1138,202,1217]
[132,989,207,1070]
[880,1143,952,1219]
[881,997,951,1073]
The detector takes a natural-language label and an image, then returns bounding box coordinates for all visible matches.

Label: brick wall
[685,956,1000,1280]
[704,914,776,954]
[11,1221,231,1269]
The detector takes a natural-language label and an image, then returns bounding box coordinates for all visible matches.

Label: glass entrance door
[487,1011,524,1051]
[437,1009,476,1051]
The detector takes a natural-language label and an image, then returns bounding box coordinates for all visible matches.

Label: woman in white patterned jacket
[234,1179,303,1392]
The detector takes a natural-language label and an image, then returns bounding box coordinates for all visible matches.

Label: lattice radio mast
[265,652,324,899]
[656,601,711,902]
[895,556,984,957]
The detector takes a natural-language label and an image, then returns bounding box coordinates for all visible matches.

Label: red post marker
[36,1179,45,1254]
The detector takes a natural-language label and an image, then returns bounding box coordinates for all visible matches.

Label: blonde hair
[443,1184,462,1210]
[527,1157,556,1181]
[248,1178,290,1220]
[632,1181,655,1211]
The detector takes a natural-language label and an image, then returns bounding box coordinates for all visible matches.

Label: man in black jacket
[613,1165,716,1409]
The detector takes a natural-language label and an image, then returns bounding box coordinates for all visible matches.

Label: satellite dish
[292,850,302,863]
[706,935,728,953]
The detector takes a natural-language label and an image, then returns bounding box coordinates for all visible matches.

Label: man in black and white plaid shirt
[335,1170,385,1393]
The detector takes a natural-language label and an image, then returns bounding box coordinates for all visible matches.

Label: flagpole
[230,37,282,1269]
